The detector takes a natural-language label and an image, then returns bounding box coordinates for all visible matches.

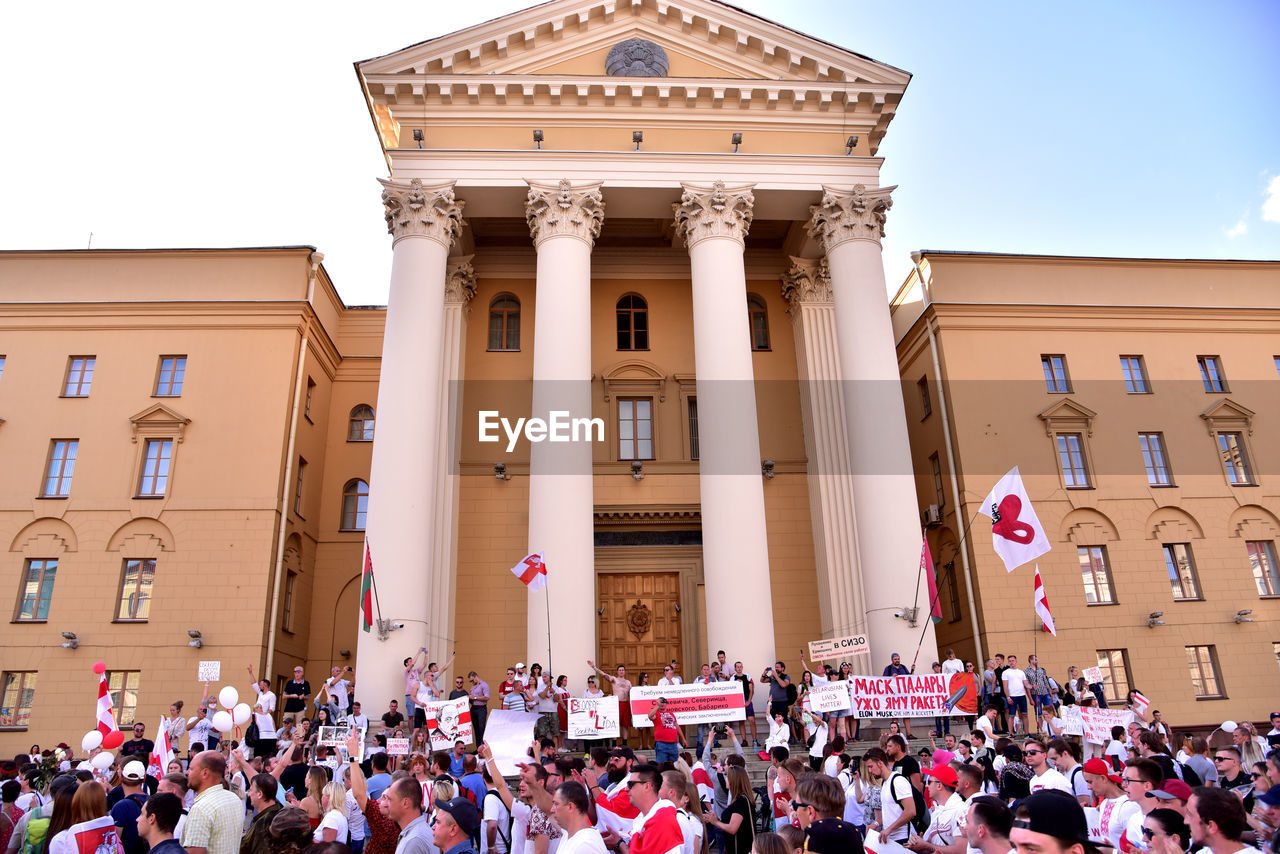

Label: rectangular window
[618,398,653,461]
[1056,433,1090,488]
[42,440,78,497]
[1162,543,1201,601]
[1041,355,1070,393]
[0,672,37,729]
[293,458,307,516]
[137,439,173,497]
[945,564,961,623]
[1185,645,1224,699]
[1138,432,1173,486]
[304,378,315,421]
[0,355,6,380]
[1275,356,1279,379]
[16,559,57,622]
[1248,540,1280,597]
[1120,356,1150,393]
[154,356,187,396]
[283,570,297,632]
[919,376,932,418]
[63,356,95,397]
[687,397,699,462]
[1217,432,1255,485]
[1198,356,1227,392]
[930,453,945,508]
[1274,642,1280,675]
[1078,546,1116,605]
[106,671,140,727]
[116,559,156,621]
[1095,649,1132,705]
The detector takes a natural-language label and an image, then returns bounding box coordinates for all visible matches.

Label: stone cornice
[780,256,831,313]
[672,180,754,249]
[378,178,466,246]
[808,183,895,251]
[524,180,605,247]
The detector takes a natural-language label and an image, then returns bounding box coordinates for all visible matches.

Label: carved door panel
[597,572,681,684]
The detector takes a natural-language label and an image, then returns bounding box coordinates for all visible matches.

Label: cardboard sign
[1080,707,1134,745]
[318,725,352,747]
[848,673,950,719]
[1083,807,1107,845]
[807,681,851,713]
[1083,667,1104,684]
[567,696,620,739]
[197,661,221,682]
[484,710,540,777]
[630,682,746,726]
[808,634,870,661]
[1060,704,1084,736]
[422,696,474,750]
[386,738,411,756]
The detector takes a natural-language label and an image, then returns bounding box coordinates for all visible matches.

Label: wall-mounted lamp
[339,649,351,658]
[630,460,644,480]
[632,130,644,151]
[761,459,775,479]
[731,132,743,153]
[187,629,203,648]
[494,462,509,481]
[1234,609,1254,624]
[61,631,79,650]
[412,128,424,149]
[1146,612,1165,628]
[533,129,544,149]
[845,135,858,155]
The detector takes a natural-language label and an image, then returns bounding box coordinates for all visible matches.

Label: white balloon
[212,710,235,733]
[1221,720,1238,733]
[218,686,239,709]
[81,730,103,752]
[90,751,115,770]
[232,703,252,726]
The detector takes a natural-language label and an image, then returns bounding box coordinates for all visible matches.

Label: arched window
[747,294,770,351]
[347,405,375,442]
[616,294,649,350]
[488,294,520,351]
[341,479,369,531]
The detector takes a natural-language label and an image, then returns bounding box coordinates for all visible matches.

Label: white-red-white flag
[981,466,1051,572]
[147,716,174,777]
[95,673,118,737]
[510,552,547,592]
[1033,565,1057,636]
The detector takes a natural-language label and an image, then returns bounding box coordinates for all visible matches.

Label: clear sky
[1,1,1275,305]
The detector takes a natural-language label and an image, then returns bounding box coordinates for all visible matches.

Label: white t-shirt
[658,676,682,687]
[880,774,915,842]
[1064,765,1090,801]
[559,828,608,854]
[327,678,352,712]
[942,659,965,678]
[974,715,995,737]
[482,791,511,854]
[510,801,530,854]
[345,790,367,842]
[923,792,966,846]
[252,686,277,715]
[1030,767,1072,794]
[808,722,828,758]
[15,792,45,812]
[1097,795,1140,851]
[314,809,349,843]
[675,810,703,854]
[843,780,865,826]
[823,754,841,778]
[535,677,557,714]
[1002,669,1028,698]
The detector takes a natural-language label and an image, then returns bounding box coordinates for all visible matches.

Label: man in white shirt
[1000,655,1028,736]
[246,667,277,718]
[973,707,997,740]
[658,664,681,687]
[1119,758,1163,852]
[322,666,353,721]
[866,748,916,843]
[1186,787,1263,854]
[345,702,370,733]
[963,795,1013,854]
[1047,739,1091,806]
[550,780,608,854]
[1083,757,1140,850]
[905,766,966,853]
[1023,740,1071,794]
[941,649,965,679]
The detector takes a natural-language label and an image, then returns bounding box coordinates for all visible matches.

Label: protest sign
[1060,704,1084,736]
[484,710,540,776]
[1083,807,1107,845]
[1080,706,1133,745]
[807,681,851,713]
[631,682,746,726]
[567,696,620,739]
[808,634,870,661]
[197,661,221,682]
[318,725,352,747]
[422,696,474,750]
[1083,667,1104,684]
[386,738,410,756]
[849,673,950,719]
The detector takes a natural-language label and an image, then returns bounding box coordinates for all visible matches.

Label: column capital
[444,255,477,305]
[672,180,755,249]
[808,184,896,251]
[525,179,605,248]
[379,178,466,247]
[780,256,832,314]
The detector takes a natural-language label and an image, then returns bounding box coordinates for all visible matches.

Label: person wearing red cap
[1145,779,1192,817]
[905,766,966,853]
[1083,758,1139,851]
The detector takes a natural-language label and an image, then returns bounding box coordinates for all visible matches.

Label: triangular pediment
[1037,398,1097,436]
[1200,397,1255,434]
[129,403,192,441]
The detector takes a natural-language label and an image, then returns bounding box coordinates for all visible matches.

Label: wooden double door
[596,570,683,682]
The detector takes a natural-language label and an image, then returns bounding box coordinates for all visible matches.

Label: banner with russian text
[807,681,852,713]
[1080,706,1133,745]
[807,634,870,661]
[630,682,746,726]
[849,673,950,719]
[422,696,474,749]
[567,696,620,739]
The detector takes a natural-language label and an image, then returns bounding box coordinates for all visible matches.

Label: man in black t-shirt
[381,699,406,731]
[281,665,310,717]
[121,723,155,759]
[887,734,923,792]
[278,744,310,800]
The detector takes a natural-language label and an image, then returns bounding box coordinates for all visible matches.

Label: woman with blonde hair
[312,782,348,843]
[293,767,327,828]
[703,765,754,854]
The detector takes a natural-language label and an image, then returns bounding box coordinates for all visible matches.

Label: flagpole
[543,575,553,679]
[367,541,385,626]
[911,506,985,669]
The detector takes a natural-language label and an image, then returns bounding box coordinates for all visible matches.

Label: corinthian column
[673,181,777,670]
[359,179,465,711]
[781,258,868,642]
[525,180,603,687]
[808,184,937,670]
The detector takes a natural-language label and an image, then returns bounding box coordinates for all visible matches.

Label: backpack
[482,790,512,850]
[890,772,929,835]
[20,802,53,854]
[1178,761,1202,787]
[785,681,798,705]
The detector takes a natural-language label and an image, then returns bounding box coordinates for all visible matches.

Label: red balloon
[101,730,124,749]
[92,662,106,675]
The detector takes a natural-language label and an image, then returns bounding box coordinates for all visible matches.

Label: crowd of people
[2,646,1277,854]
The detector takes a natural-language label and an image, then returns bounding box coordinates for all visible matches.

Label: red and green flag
[360,541,375,633]
[921,534,943,624]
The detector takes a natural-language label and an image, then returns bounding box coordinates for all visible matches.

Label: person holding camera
[649,697,686,764]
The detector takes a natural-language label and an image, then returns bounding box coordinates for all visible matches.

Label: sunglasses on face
[790,801,811,811]
[1024,749,1043,756]
[1214,756,1233,762]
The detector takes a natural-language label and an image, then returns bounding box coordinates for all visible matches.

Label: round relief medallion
[606,38,670,77]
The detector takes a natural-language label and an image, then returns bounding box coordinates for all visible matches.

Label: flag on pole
[360,541,375,633]
[95,673,118,738]
[981,466,1052,572]
[1033,565,1056,636]
[921,535,942,623]
[510,552,548,592]
[147,716,174,777]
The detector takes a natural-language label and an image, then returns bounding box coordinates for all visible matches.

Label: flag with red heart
[981,467,1051,572]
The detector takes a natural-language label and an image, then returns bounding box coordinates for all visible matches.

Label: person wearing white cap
[111,761,151,854]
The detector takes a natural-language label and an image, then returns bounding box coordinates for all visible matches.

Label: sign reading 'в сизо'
[850,674,950,719]
[807,634,870,661]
